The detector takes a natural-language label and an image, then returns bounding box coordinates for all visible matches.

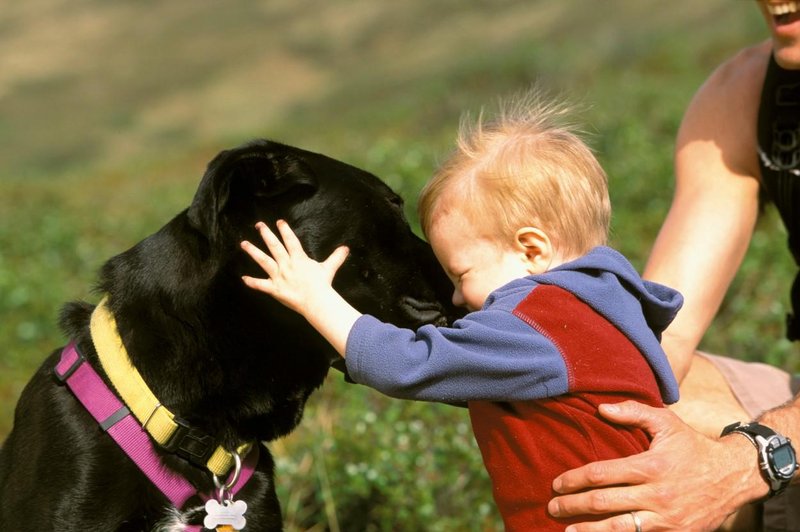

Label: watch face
[771,444,798,479]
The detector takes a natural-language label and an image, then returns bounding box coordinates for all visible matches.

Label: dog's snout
[400,297,448,327]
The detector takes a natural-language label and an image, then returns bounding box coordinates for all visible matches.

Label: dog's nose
[400,297,447,327]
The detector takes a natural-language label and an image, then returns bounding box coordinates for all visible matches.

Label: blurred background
[1,1,796,530]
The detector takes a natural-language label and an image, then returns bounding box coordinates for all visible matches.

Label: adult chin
[772,42,800,70]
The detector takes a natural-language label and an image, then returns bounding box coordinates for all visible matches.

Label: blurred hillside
[1,1,795,530]
[0,0,764,180]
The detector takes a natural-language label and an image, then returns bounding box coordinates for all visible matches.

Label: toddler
[240,91,681,531]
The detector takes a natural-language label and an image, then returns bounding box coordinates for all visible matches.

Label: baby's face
[427,209,531,312]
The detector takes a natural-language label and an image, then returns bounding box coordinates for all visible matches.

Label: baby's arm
[240,220,361,357]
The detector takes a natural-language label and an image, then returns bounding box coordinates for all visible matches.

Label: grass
[1,1,796,529]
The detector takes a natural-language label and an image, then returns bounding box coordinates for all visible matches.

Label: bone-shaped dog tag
[203,499,248,531]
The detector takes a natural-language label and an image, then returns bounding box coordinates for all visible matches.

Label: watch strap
[740,422,778,441]
[721,421,758,445]
[720,421,796,498]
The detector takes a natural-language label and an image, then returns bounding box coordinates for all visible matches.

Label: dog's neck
[93,286,331,446]
[90,297,252,476]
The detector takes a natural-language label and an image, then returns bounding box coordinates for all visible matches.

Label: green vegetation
[1,1,796,530]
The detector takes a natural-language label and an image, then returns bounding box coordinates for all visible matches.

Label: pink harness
[55,342,258,531]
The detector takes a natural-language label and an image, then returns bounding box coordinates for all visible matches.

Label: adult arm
[545,42,788,531]
[641,42,769,382]
[547,397,800,531]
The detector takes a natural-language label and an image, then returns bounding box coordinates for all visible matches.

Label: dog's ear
[187,146,318,234]
[235,152,318,200]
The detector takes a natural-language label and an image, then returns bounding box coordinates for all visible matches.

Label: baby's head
[419,90,610,265]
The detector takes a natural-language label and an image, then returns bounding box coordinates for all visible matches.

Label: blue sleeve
[344,311,570,403]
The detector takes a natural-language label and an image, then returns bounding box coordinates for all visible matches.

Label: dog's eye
[360,269,372,281]
[389,196,404,209]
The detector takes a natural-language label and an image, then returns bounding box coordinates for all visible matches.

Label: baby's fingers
[256,222,290,262]
[324,245,350,276]
[275,220,306,257]
[241,240,277,276]
[241,275,275,295]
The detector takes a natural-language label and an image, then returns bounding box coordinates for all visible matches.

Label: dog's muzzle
[400,297,448,327]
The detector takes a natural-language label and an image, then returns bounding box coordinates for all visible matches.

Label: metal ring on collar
[630,511,643,532]
[213,450,242,501]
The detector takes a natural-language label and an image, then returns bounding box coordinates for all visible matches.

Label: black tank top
[757,53,800,341]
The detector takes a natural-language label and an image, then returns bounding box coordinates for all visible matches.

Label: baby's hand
[241,220,349,317]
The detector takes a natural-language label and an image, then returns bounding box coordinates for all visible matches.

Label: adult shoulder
[677,40,771,181]
[701,40,771,106]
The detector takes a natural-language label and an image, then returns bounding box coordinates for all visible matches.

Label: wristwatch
[721,421,798,497]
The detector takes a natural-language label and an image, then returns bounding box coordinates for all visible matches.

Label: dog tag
[203,499,247,531]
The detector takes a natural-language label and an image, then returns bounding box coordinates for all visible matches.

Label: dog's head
[95,139,458,442]
[188,139,456,329]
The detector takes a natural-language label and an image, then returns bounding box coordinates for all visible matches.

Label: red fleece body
[468,285,664,531]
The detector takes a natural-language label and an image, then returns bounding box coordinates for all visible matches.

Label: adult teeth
[768,2,799,15]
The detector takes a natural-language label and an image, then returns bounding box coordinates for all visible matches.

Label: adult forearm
[642,138,760,382]
[709,395,800,519]
[642,200,756,382]
[758,396,800,485]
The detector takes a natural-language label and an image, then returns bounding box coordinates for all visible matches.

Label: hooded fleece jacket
[344,246,682,531]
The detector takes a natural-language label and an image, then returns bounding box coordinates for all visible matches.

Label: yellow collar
[90,296,251,476]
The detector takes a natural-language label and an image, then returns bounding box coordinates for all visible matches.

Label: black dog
[0,139,456,531]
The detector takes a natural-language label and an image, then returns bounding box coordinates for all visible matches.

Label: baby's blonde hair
[419,90,610,258]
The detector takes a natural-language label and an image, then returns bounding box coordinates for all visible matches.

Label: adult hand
[547,401,765,531]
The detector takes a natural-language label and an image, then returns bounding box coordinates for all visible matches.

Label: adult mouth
[766,1,800,26]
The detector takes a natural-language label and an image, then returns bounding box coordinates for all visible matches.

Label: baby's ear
[514,227,553,274]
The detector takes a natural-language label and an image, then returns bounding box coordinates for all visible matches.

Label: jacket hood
[508,246,683,403]
[537,246,683,336]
